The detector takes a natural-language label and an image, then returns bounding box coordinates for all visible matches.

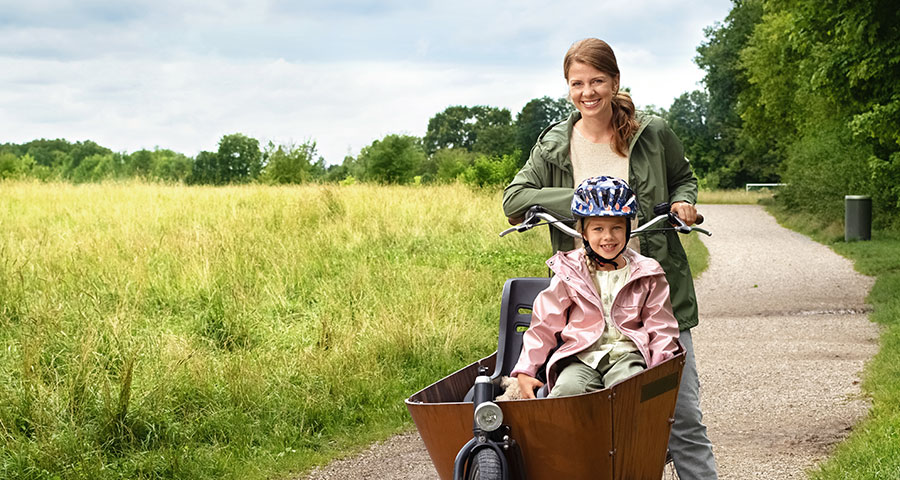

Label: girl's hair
[563,38,639,157]
[575,214,628,234]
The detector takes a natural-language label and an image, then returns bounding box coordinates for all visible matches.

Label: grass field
[0,181,708,480]
[766,205,900,480]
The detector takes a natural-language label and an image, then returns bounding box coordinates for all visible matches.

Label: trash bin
[845,195,872,241]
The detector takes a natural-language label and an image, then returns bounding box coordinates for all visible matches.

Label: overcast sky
[0,0,733,165]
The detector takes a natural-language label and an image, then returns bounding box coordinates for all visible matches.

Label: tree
[0,152,30,179]
[666,90,718,182]
[357,134,425,184]
[424,105,514,154]
[151,149,192,182]
[128,149,154,178]
[323,162,350,183]
[741,0,900,226]
[189,151,221,185]
[472,124,517,158]
[63,140,112,178]
[70,153,118,183]
[514,96,573,166]
[22,138,72,168]
[694,0,767,188]
[216,133,262,184]
[335,155,364,183]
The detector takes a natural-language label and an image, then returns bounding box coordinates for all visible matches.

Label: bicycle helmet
[571,176,638,268]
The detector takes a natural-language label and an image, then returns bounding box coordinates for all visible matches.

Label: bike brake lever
[668,212,712,236]
[498,226,518,237]
[668,212,694,234]
[498,221,538,237]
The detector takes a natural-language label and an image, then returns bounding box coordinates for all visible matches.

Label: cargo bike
[405,203,711,480]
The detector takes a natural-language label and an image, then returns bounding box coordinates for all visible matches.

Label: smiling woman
[502,37,719,479]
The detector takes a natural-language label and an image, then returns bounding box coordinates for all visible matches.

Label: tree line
[0,97,573,188]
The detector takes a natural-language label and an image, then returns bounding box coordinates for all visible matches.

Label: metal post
[844,195,872,241]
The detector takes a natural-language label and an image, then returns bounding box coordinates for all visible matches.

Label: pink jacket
[511,248,680,391]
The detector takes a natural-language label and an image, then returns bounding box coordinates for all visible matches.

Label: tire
[662,453,680,480]
[466,447,502,480]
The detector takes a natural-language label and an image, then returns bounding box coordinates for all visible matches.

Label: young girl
[512,176,680,398]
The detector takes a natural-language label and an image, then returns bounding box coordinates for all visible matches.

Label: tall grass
[0,181,709,479]
[0,181,549,479]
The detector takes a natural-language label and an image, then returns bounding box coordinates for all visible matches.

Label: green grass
[681,234,709,278]
[0,181,709,480]
[766,203,900,480]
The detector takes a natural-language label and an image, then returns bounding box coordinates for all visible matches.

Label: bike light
[474,402,503,432]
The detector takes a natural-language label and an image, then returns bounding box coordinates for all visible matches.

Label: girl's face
[567,61,618,121]
[583,216,627,260]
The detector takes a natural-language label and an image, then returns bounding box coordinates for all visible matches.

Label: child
[512,176,679,399]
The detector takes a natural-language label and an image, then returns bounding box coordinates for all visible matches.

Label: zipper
[558,252,652,364]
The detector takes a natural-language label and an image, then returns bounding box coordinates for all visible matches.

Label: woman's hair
[564,38,639,157]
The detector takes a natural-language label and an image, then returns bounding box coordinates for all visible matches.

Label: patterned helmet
[571,176,638,218]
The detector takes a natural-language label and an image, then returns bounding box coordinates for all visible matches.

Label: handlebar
[633,212,711,236]
[499,206,579,238]
[500,204,711,239]
[652,201,704,226]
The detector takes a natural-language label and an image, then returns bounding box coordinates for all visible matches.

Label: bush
[259,141,319,185]
[460,151,520,188]
[357,134,425,184]
[430,148,474,183]
[778,117,868,221]
[0,153,32,179]
[70,153,120,183]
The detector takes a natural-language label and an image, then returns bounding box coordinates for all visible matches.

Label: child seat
[491,277,551,379]
[463,277,551,402]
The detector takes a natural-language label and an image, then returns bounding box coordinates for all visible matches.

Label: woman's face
[567,61,618,121]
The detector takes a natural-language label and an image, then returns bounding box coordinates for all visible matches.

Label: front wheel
[662,451,680,480]
[466,448,502,480]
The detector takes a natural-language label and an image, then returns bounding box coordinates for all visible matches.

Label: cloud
[0,0,733,164]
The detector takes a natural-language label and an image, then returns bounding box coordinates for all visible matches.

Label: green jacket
[502,111,699,330]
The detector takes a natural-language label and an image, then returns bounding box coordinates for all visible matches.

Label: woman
[502,38,718,480]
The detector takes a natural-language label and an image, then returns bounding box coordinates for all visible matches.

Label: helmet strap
[584,240,619,269]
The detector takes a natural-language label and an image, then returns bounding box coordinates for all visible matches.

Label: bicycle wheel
[466,448,502,480]
[662,453,680,480]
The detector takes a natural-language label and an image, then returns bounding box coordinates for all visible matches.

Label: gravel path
[301,204,878,480]
[692,204,877,479]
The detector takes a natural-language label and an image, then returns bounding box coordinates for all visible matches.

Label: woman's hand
[515,374,544,399]
[670,201,698,225]
[507,215,525,226]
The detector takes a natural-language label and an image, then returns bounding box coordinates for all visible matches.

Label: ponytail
[610,91,639,157]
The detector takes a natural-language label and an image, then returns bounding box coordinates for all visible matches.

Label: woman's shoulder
[535,111,579,149]
[635,111,668,132]
[632,112,677,147]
